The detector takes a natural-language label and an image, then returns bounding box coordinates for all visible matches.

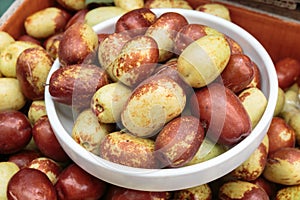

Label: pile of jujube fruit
[1,0,300,199]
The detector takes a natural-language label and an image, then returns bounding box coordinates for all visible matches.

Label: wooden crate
[1,0,300,63]
[187,0,300,62]
[0,0,57,39]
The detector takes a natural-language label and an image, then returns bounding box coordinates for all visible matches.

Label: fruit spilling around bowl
[44,6,277,190]
[47,8,269,170]
[0,0,280,194]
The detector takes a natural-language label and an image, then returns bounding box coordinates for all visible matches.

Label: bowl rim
[45,8,278,191]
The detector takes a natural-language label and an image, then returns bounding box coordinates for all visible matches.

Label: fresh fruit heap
[47,4,268,171]
[0,0,299,199]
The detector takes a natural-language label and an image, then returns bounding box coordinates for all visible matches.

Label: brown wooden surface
[226,0,300,21]
[1,0,300,62]
[0,0,56,39]
[187,0,300,62]
[224,2,300,62]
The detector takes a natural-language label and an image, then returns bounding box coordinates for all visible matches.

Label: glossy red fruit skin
[49,64,109,109]
[32,115,70,162]
[115,8,156,37]
[220,54,254,93]
[154,115,205,168]
[0,110,32,154]
[267,117,296,154]
[103,184,171,200]
[8,149,41,169]
[275,57,300,89]
[7,168,57,200]
[190,83,252,146]
[55,163,107,200]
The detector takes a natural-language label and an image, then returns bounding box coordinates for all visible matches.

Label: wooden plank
[187,0,300,62]
[227,3,300,62]
[1,0,299,62]
[225,0,300,20]
[0,0,56,39]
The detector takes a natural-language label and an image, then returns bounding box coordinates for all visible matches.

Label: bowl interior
[45,8,278,191]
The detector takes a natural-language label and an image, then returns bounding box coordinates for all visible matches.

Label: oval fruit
[281,87,299,116]
[91,82,132,124]
[154,115,205,168]
[218,180,269,200]
[177,34,231,88]
[190,83,252,146]
[55,163,107,200]
[24,7,71,39]
[0,41,42,77]
[263,147,300,185]
[275,57,300,89]
[288,112,300,146]
[49,64,109,109]
[0,110,32,154]
[27,100,46,125]
[0,162,19,200]
[58,22,98,66]
[72,109,115,155]
[121,76,186,138]
[267,117,296,154]
[221,53,254,93]
[0,78,27,111]
[99,131,157,168]
[105,35,159,86]
[32,115,70,162]
[7,168,57,200]
[115,8,156,36]
[16,47,53,100]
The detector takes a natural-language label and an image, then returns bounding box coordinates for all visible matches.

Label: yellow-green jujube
[0,78,27,111]
[85,7,127,27]
[0,162,19,199]
[0,41,42,77]
[177,34,231,88]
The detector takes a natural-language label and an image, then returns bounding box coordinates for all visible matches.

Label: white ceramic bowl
[45,8,278,191]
